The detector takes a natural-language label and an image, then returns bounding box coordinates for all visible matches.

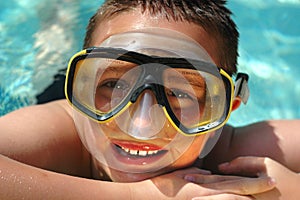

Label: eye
[100,79,129,90]
[166,89,193,100]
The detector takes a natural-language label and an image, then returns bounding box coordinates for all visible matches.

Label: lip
[112,139,163,151]
[110,139,168,165]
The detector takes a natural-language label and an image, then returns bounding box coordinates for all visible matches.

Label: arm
[187,156,300,200]
[198,120,300,199]
[0,154,131,200]
[1,153,274,200]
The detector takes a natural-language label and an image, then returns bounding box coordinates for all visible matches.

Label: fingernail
[184,175,195,182]
[219,162,230,168]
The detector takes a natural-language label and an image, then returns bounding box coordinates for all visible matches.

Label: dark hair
[83,0,239,75]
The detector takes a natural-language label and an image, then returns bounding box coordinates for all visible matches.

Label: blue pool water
[0,0,299,126]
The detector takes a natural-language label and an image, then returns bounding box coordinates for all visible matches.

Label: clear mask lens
[71,55,229,133]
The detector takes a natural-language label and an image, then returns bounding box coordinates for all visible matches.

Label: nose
[131,91,155,128]
[115,90,167,140]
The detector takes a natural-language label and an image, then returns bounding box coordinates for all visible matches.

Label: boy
[1,1,299,199]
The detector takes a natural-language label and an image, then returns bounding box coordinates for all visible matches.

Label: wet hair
[83,0,239,75]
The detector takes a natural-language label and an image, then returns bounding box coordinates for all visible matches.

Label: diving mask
[65,28,249,174]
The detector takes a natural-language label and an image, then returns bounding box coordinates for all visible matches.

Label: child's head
[83,0,239,76]
[65,0,245,182]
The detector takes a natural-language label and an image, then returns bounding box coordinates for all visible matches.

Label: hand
[138,167,275,200]
[217,156,300,200]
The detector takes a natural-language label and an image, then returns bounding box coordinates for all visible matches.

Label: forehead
[90,9,221,66]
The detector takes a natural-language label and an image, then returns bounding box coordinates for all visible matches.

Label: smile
[117,145,161,157]
[111,139,167,160]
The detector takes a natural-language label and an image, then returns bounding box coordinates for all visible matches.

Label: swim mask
[65,28,249,174]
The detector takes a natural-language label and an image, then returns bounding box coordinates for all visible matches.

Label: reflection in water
[0,0,299,125]
[227,0,300,125]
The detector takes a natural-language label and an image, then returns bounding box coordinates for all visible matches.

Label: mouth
[110,140,167,165]
[116,144,164,157]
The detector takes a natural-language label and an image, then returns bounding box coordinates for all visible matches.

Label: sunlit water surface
[0,0,299,126]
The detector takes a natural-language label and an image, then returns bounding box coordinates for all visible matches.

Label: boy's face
[85,9,223,182]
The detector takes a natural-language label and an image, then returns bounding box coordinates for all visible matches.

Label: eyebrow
[170,68,206,84]
[167,74,206,89]
[98,59,137,74]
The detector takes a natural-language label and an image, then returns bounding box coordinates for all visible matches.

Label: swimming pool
[0,0,299,126]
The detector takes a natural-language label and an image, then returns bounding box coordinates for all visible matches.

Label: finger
[202,176,276,195]
[173,167,211,178]
[219,156,267,176]
[184,174,243,184]
[192,194,255,200]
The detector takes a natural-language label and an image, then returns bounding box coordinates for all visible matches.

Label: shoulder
[4,99,92,176]
[42,99,72,114]
[1,99,77,137]
[203,120,300,172]
[29,99,74,123]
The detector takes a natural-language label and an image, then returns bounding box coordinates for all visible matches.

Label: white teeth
[148,150,158,155]
[120,146,159,156]
[138,151,147,156]
[130,150,138,155]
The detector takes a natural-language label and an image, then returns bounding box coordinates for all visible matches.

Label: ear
[231,97,242,111]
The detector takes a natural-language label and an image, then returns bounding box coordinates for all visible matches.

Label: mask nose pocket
[114,91,166,140]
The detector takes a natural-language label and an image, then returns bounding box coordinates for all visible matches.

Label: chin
[106,166,165,182]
